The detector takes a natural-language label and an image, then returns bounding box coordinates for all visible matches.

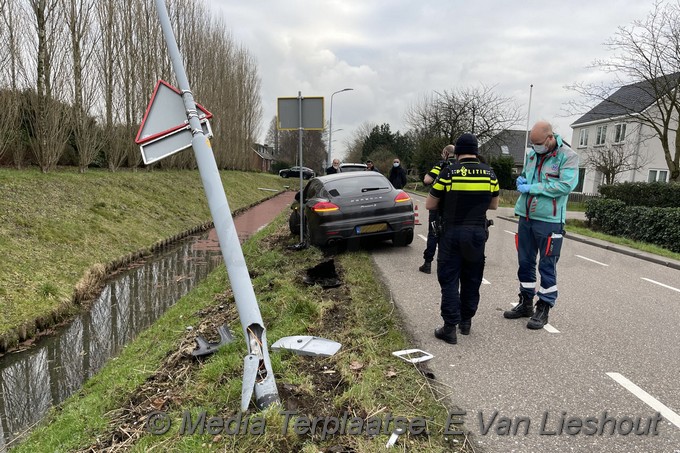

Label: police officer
[419,144,455,274]
[425,133,499,344]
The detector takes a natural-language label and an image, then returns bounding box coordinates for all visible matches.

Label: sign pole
[154,0,279,410]
[298,91,305,241]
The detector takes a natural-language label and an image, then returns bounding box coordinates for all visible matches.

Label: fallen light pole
[152,0,279,410]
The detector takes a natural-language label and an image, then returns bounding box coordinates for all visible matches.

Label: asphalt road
[370,194,680,453]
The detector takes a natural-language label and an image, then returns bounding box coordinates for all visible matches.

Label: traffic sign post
[152,0,279,410]
[277,95,324,242]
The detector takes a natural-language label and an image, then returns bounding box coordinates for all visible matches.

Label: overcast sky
[208,0,656,159]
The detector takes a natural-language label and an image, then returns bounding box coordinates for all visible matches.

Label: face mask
[532,144,548,154]
[393,162,399,167]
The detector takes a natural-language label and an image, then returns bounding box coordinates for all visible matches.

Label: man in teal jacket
[504,121,579,329]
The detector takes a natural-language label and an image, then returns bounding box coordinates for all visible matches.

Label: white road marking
[575,255,609,266]
[543,324,560,333]
[482,278,490,285]
[606,372,680,429]
[510,302,560,333]
[504,230,515,235]
[641,278,680,293]
[418,234,428,242]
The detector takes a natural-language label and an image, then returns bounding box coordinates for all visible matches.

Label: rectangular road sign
[277,96,324,130]
[140,119,212,165]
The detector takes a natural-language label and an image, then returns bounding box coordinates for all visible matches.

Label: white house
[570,77,675,194]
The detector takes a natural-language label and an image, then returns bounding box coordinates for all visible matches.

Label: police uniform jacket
[430,157,499,227]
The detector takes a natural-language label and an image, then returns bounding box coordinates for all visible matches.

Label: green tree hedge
[585,198,680,252]
[599,182,680,208]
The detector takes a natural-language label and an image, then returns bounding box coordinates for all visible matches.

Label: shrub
[599,181,680,207]
[585,198,680,252]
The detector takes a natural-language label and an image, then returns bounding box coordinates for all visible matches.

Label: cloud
[209,0,656,157]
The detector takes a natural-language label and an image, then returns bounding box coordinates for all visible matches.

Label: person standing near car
[388,158,407,189]
[365,160,380,173]
[326,159,341,175]
[419,144,455,274]
[504,121,579,329]
[425,133,499,344]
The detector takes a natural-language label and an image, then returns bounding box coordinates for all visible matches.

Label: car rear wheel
[289,210,301,235]
[393,229,414,247]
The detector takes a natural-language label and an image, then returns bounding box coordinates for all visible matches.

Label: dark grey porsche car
[289,172,415,247]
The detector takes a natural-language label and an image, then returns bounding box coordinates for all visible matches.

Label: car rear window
[340,164,367,172]
[325,176,391,197]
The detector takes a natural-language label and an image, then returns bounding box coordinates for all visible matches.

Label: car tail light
[394,191,411,203]
[312,201,340,212]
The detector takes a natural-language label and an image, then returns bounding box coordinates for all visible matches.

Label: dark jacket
[388,165,407,189]
[326,166,339,175]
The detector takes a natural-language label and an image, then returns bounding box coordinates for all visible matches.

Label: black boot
[527,300,550,330]
[503,293,534,319]
[459,319,471,335]
[419,261,431,274]
[434,324,457,344]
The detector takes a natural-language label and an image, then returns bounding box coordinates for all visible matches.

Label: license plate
[356,223,388,234]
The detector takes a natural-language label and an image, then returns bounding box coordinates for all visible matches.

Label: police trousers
[436,225,486,325]
[423,209,439,263]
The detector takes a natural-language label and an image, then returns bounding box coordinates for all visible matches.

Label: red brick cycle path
[193,190,295,251]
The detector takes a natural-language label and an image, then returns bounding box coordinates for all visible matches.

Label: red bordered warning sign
[135,80,213,145]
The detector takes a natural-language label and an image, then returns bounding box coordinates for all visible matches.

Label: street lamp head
[333,88,354,96]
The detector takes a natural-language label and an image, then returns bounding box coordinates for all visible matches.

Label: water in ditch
[0,191,295,451]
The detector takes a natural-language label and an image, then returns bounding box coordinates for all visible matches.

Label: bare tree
[582,124,652,185]
[28,0,72,172]
[343,122,377,163]
[96,0,127,171]
[405,85,522,144]
[567,1,680,182]
[63,0,101,172]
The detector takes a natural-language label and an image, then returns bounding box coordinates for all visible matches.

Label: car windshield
[325,176,391,197]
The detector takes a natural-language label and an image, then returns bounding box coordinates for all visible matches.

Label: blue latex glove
[516,176,527,187]
[517,184,531,194]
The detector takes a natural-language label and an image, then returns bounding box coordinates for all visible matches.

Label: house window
[595,125,607,145]
[614,123,626,143]
[578,129,589,147]
[648,169,669,182]
[501,145,510,155]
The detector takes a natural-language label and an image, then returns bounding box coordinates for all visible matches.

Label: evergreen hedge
[599,181,680,207]
[585,198,680,252]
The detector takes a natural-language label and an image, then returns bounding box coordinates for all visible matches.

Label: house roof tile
[572,73,680,126]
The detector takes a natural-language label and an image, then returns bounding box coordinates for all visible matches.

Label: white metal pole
[525,84,534,149]
[154,0,278,410]
[298,91,304,241]
[327,88,353,168]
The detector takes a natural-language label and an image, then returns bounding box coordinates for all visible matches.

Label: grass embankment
[14,215,469,453]
[0,168,284,350]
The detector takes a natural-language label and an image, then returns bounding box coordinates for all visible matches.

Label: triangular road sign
[135,80,213,145]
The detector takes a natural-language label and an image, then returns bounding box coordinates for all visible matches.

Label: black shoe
[459,319,471,335]
[527,300,550,330]
[419,261,431,274]
[434,324,457,344]
[504,293,534,319]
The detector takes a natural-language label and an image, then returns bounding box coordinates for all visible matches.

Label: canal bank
[0,191,295,450]
[0,169,286,352]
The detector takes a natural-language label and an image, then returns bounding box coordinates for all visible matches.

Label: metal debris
[271,335,342,357]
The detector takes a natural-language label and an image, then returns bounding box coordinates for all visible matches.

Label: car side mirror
[294,192,301,202]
